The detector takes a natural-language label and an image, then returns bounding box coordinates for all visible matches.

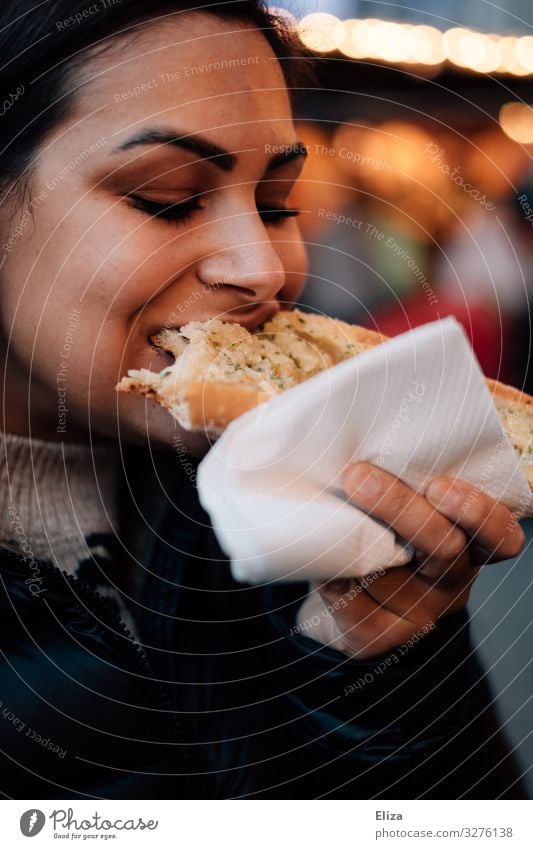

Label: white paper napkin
[197,317,533,584]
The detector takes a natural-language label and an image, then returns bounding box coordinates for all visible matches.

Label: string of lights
[287,11,533,77]
[271,11,533,144]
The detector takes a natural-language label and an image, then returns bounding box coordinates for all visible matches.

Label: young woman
[0,0,526,799]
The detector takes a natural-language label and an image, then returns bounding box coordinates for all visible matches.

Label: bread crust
[183,381,271,432]
[118,375,270,434]
[485,376,533,410]
[485,378,533,490]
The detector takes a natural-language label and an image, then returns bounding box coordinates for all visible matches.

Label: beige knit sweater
[0,432,329,650]
[0,431,138,638]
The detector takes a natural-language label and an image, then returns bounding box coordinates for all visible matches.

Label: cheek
[0,200,162,408]
[3,189,185,345]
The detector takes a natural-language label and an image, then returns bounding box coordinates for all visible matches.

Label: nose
[196,215,286,304]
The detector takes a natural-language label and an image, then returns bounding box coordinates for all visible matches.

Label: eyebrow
[111,129,307,173]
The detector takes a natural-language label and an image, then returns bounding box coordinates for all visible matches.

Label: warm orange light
[298,12,345,53]
[340,20,445,66]
[296,15,533,77]
[349,18,380,59]
[409,25,446,65]
[499,102,533,143]
[442,29,502,73]
[498,36,530,74]
[471,34,501,73]
[443,28,490,70]
[516,35,533,72]
[368,21,415,63]
[498,37,518,72]
[338,19,366,58]
[442,27,470,64]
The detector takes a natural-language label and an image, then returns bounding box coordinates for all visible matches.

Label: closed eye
[257,206,301,225]
[128,194,202,224]
[128,195,301,226]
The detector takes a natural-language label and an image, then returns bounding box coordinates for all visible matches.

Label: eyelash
[128,195,301,226]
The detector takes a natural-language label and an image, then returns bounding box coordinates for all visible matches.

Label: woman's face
[0,13,308,451]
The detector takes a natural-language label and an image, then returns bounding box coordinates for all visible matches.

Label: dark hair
[0,0,311,196]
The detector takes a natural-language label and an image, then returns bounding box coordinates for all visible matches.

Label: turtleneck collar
[0,432,119,575]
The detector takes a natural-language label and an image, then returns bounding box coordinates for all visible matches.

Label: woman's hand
[314,462,526,659]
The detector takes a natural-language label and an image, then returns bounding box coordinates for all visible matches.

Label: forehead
[68,13,296,153]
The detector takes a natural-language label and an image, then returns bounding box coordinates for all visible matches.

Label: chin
[113,397,213,458]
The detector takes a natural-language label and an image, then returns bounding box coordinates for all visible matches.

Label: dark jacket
[0,449,523,799]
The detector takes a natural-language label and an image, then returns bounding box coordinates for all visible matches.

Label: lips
[147,300,281,347]
[148,342,174,368]
[218,299,280,331]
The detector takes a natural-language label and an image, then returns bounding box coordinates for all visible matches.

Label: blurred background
[280,0,533,796]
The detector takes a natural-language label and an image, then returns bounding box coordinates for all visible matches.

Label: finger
[356,557,475,621]
[414,556,480,613]
[317,558,471,625]
[413,545,470,581]
[342,463,468,572]
[357,566,443,626]
[425,477,526,562]
[315,579,422,658]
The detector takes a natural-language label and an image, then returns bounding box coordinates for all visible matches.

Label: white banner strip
[2,799,533,848]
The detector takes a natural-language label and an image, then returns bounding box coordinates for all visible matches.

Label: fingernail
[345,466,382,498]
[426,479,462,510]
